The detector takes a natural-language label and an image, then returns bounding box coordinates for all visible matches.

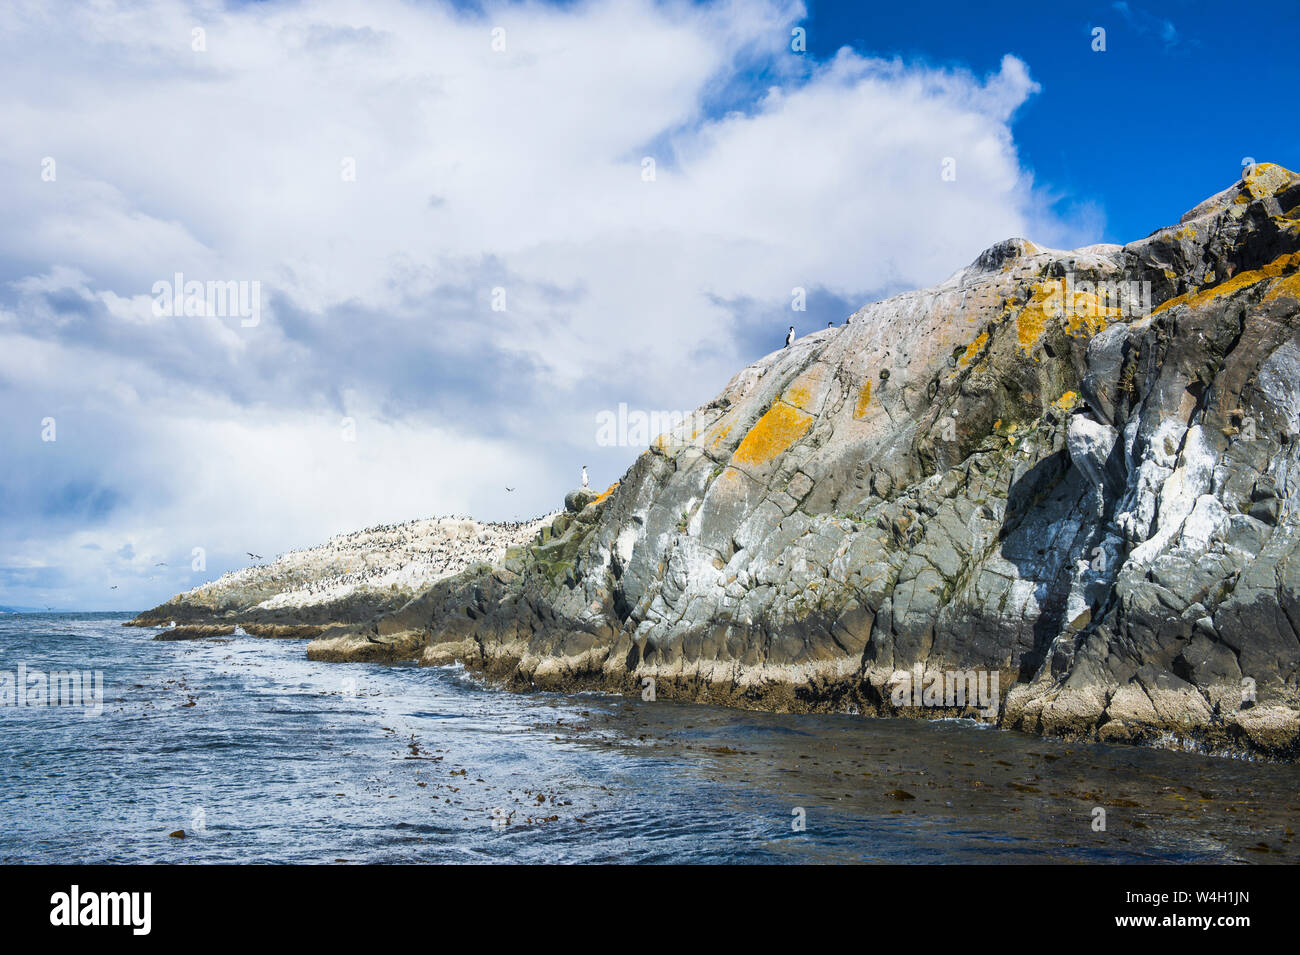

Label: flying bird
[785,326,795,347]
[110,585,118,590]
[246,552,262,560]
[505,487,515,492]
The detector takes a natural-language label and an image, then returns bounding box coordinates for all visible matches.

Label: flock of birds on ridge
[198,513,551,603]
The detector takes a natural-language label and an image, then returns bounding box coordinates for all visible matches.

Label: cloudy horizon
[2,0,1122,610]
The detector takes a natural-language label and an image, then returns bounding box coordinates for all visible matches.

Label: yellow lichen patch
[1014,283,1058,352]
[853,380,872,419]
[1172,225,1196,241]
[592,482,619,506]
[783,383,812,411]
[1242,162,1291,201]
[780,366,829,414]
[958,331,989,368]
[731,402,812,467]
[1053,391,1080,410]
[1063,290,1121,339]
[1153,251,1300,315]
[1263,268,1300,304]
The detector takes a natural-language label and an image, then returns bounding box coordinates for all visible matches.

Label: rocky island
[128,516,552,639]
[131,165,1300,759]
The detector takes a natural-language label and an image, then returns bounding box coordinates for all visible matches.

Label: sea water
[1,613,1296,864]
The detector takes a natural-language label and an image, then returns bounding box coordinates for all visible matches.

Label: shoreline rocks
[136,165,1300,761]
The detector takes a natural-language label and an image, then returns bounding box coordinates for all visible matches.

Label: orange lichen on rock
[1014,277,1138,353]
[1153,251,1300,315]
[1242,162,1289,201]
[1014,283,1056,352]
[732,402,812,467]
[592,482,619,505]
[853,380,872,419]
[1063,290,1121,338]
[958,331,988,367]
[1263,268,1300,304]
[783,383,812,410]
[1053,391,1079,410]
[780,366,831,414]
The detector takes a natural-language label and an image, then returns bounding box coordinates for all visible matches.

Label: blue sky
[801,0,1299,243]
[0,0,1294,611]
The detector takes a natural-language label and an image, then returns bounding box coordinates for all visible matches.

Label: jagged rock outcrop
[152,165,1300,758]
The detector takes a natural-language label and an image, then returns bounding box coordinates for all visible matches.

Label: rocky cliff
[139,165,1300,758]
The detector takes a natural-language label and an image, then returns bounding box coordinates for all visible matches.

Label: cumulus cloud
[0,0,1093,609]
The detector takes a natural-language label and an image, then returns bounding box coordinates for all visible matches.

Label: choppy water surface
[1,613,1296,863]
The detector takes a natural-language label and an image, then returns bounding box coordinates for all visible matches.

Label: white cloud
[0,0,1093,609]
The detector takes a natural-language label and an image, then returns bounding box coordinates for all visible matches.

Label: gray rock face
[156,165,1300,758]
[1066,415,1119,491]
[564,488,601,513]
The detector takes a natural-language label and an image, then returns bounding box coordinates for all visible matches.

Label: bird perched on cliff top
[581,466,589,489]
[785,326,795,347]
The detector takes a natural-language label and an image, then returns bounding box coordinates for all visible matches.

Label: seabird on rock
[581,466,589,489]
[785,326,795,348]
